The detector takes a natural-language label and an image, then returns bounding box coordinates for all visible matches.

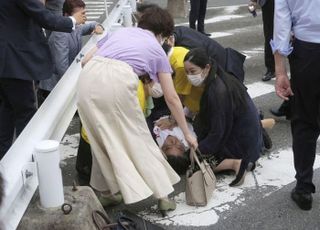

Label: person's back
[95,27,169,81]
[174,26,246,83]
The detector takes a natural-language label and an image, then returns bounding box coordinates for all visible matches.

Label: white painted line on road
[87,16,101,20]
[84,8,106,11]
[176,14,246,27]
[207,4,247,11]
[210,32,232,38]
[247,82,275,98]
[85,1,112,4]
[211,24,263,39]
[86,12,105,15]
[140,149,320,227]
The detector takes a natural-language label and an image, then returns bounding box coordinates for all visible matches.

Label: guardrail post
[123,5,133,27]
[35,140,64,208]
[103,0,109,18]
[110,23,123,33]
[129,0,137,12]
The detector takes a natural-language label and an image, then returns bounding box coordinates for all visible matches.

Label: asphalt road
[59,1,320,229]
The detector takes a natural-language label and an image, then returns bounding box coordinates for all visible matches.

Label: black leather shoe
[269,108,286,117]
[199,31,211,36]
[262,70,275,81]
[291,188,312,210]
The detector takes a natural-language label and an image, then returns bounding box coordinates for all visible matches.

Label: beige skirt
[76,56,180,204]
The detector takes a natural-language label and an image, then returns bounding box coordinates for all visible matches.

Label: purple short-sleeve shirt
[95,27,172,82]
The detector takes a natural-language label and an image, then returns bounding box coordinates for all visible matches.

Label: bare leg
[261,118,275,129]
[213,159,242,174]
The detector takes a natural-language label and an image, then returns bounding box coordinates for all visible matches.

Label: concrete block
[18,186,105,230]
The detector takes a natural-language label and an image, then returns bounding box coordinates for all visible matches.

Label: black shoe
[199,31,211,36]
[262,70,275,81]
[269,108,286,117]
[291,188,312,210]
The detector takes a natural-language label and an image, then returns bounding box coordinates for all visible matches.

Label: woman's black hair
[166,151,190,175]
[184,48,248,127]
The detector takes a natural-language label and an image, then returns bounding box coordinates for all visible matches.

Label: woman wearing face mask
[184,48,263,186]
[77,6,197,216]
[152,45,204,132]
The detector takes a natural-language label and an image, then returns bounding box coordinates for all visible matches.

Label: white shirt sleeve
[270,0,293,56]
[69,16,76,30]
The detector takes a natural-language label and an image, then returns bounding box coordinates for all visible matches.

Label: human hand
[73,9,87,25]
[93,24,104,35]
[248,1,257,17]
[185,133,198,150]
[166,35,175,47]
[155,117,177,130]
[275,73,293,100]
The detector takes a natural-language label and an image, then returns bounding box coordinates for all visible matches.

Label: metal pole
[123,5,133,27]
[104,0,109,18]
[129,0,137,12]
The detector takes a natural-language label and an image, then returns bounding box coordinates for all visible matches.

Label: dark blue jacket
[174,26,246,83]
[195,75,262,166]
[0,0,73,81]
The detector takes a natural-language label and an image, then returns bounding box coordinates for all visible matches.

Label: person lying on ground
[155,113,274,185]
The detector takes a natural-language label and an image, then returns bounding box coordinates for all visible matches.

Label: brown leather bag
[185,148,216,206]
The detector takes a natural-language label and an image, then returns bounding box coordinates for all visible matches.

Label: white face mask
[187,71,205,86]
[149,82,163,98]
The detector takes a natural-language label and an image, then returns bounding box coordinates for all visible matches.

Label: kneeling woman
[184,48,263,186]
[77,6,197,216]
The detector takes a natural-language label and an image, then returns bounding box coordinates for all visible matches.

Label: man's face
[161,135,185,157]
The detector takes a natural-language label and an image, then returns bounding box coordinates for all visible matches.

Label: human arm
[159,72,198,149]
[274,52,293,100]
[81,23,104,36]
[17,0,86,32]
[81,45,98,67]
[270,0,294,100]
[49,32,70,77]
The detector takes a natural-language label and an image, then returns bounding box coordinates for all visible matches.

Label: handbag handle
[190,148,216,182]
[189,148,204,172]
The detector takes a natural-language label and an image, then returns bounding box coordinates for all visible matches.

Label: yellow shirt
[170,46,204,113]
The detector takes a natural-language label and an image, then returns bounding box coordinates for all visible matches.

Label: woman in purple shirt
[77,6,197,216]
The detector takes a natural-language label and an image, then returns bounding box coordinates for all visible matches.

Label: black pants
[0,78,37,159]
[189,0,208,33]
[261,0,275,72]
[37,88,50,108]
[289,39,320,194]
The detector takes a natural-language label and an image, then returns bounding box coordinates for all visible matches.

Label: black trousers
[189,0,208,33]
[0,78,37,159]
[261,0,275,72]
[289,39,320,194]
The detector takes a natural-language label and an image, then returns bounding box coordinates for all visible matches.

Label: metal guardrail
[0,0,135,229]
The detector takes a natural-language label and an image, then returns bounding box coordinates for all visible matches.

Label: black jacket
[0,0,73,81]
[195,74,262,166]
[174,26,246,83]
